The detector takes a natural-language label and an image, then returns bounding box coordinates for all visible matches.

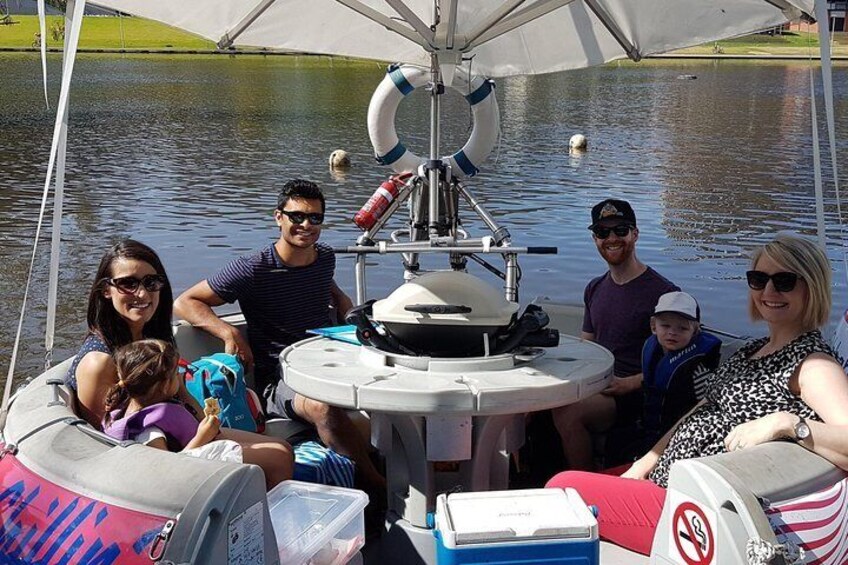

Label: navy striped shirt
[208,243,335,390]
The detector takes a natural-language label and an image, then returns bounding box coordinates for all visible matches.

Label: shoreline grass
[1,15,847,58]
[0,14,214,50]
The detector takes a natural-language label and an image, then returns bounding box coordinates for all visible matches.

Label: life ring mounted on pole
[367,64,500,178]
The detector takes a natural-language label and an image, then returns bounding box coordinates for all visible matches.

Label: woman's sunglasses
[279,210,325,225]
[105,274,167,294]
[745,271,800,293]
[591,224,633,239]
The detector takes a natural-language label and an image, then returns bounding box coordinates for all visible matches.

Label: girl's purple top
[103,401,199,452]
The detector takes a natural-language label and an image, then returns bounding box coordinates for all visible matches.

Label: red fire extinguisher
[354,173,411,230]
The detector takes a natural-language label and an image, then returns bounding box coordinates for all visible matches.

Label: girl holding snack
[103,339,223,454]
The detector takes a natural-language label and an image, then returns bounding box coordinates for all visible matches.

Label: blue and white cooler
[434,488,599,565]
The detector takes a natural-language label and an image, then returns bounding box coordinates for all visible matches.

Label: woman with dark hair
[86,241,175,352]
[66,239,293,489]
[67,239,182,426]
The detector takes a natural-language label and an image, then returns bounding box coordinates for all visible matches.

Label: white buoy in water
[329,149,351,169]
[329,167,349,181]
[569,134,587,151]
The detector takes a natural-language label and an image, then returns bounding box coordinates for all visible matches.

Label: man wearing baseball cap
[552,198,680,470]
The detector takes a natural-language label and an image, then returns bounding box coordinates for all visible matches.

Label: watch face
[796,421,811,440]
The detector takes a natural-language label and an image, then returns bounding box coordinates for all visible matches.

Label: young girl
[69,240,292,489]
[103,339,223,454]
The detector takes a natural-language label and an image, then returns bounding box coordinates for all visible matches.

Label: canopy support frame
[442,0,458,49]
[465,0,575,50]
[334,0,432,48]
[385,0,436,47]
[427,52,443,238]
[1,0,87,431]
[463,0,527,49]
[217,0,278,49]
[763,0,814,23]
[584,0,640,61]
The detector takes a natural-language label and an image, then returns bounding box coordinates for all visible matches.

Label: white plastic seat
[651,442,847,563]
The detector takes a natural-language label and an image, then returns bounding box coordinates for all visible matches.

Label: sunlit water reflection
[1,54,846,384]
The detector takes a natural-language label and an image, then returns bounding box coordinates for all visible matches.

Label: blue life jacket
[641,331,722,438]
[104,401,198,452]
[185,353,258,433]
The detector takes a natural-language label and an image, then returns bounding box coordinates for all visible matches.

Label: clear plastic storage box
[268,480,369,565]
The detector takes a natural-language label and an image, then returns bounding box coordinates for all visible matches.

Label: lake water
[1,53,847,384]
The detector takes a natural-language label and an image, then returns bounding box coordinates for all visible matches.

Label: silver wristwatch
[794,416,811,441]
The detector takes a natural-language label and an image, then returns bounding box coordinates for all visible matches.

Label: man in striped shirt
[175,179,384,491]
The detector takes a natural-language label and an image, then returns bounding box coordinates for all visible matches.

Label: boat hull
[0,451,168,564]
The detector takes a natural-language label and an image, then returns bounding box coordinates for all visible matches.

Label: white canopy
[87,0,815,77]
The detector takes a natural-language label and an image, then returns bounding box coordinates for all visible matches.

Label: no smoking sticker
[670,500,715,565]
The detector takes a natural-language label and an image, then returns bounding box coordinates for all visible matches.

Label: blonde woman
[547,234,848,555]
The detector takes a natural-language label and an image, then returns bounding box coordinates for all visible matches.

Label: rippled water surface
[1,54,847,384]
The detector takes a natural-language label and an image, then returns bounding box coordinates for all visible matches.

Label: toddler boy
[639,291,721,451]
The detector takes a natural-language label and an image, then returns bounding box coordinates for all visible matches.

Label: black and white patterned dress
[649,331,834,488]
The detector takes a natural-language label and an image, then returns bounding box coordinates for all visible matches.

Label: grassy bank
[0,15,214,50]
[1,15,847,57]
[676,30,848,56]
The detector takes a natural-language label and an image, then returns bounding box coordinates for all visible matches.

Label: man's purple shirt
[582,267,679,377]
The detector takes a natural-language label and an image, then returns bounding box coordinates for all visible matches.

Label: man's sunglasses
[745,271,801,293]
[279,210,325,225]
[105,274,168,294]
[591,224,634,239]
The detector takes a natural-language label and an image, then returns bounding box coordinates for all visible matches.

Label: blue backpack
[184,353,260,433]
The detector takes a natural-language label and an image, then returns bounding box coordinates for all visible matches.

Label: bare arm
[183,415,221,450]
[602,372,644,396]
[580,331,595,342]
[174,280,254,370]
[75,352,118,428]
[794,353,848,469]
[330,280,354,320]
[723,353,848,471]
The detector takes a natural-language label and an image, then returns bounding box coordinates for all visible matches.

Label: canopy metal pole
[504,253,519,301]
[428,52,442,238]
[457,184,511,244]
[1,0,87,431]
[335,244,556,255]
[354,251,367,305]
[814,0,847,285]
[46,1,76,369]
[37,0,49,107]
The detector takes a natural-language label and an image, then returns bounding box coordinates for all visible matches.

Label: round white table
[281,335,613,563]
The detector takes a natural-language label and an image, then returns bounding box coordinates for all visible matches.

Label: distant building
[829,1,847,32]
[787,1,846,33]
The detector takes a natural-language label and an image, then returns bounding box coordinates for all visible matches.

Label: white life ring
[367,64,500,178]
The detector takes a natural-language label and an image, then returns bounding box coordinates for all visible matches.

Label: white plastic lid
[438,488,596,545]
[373,271,519,327]
[268,480,369,563]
